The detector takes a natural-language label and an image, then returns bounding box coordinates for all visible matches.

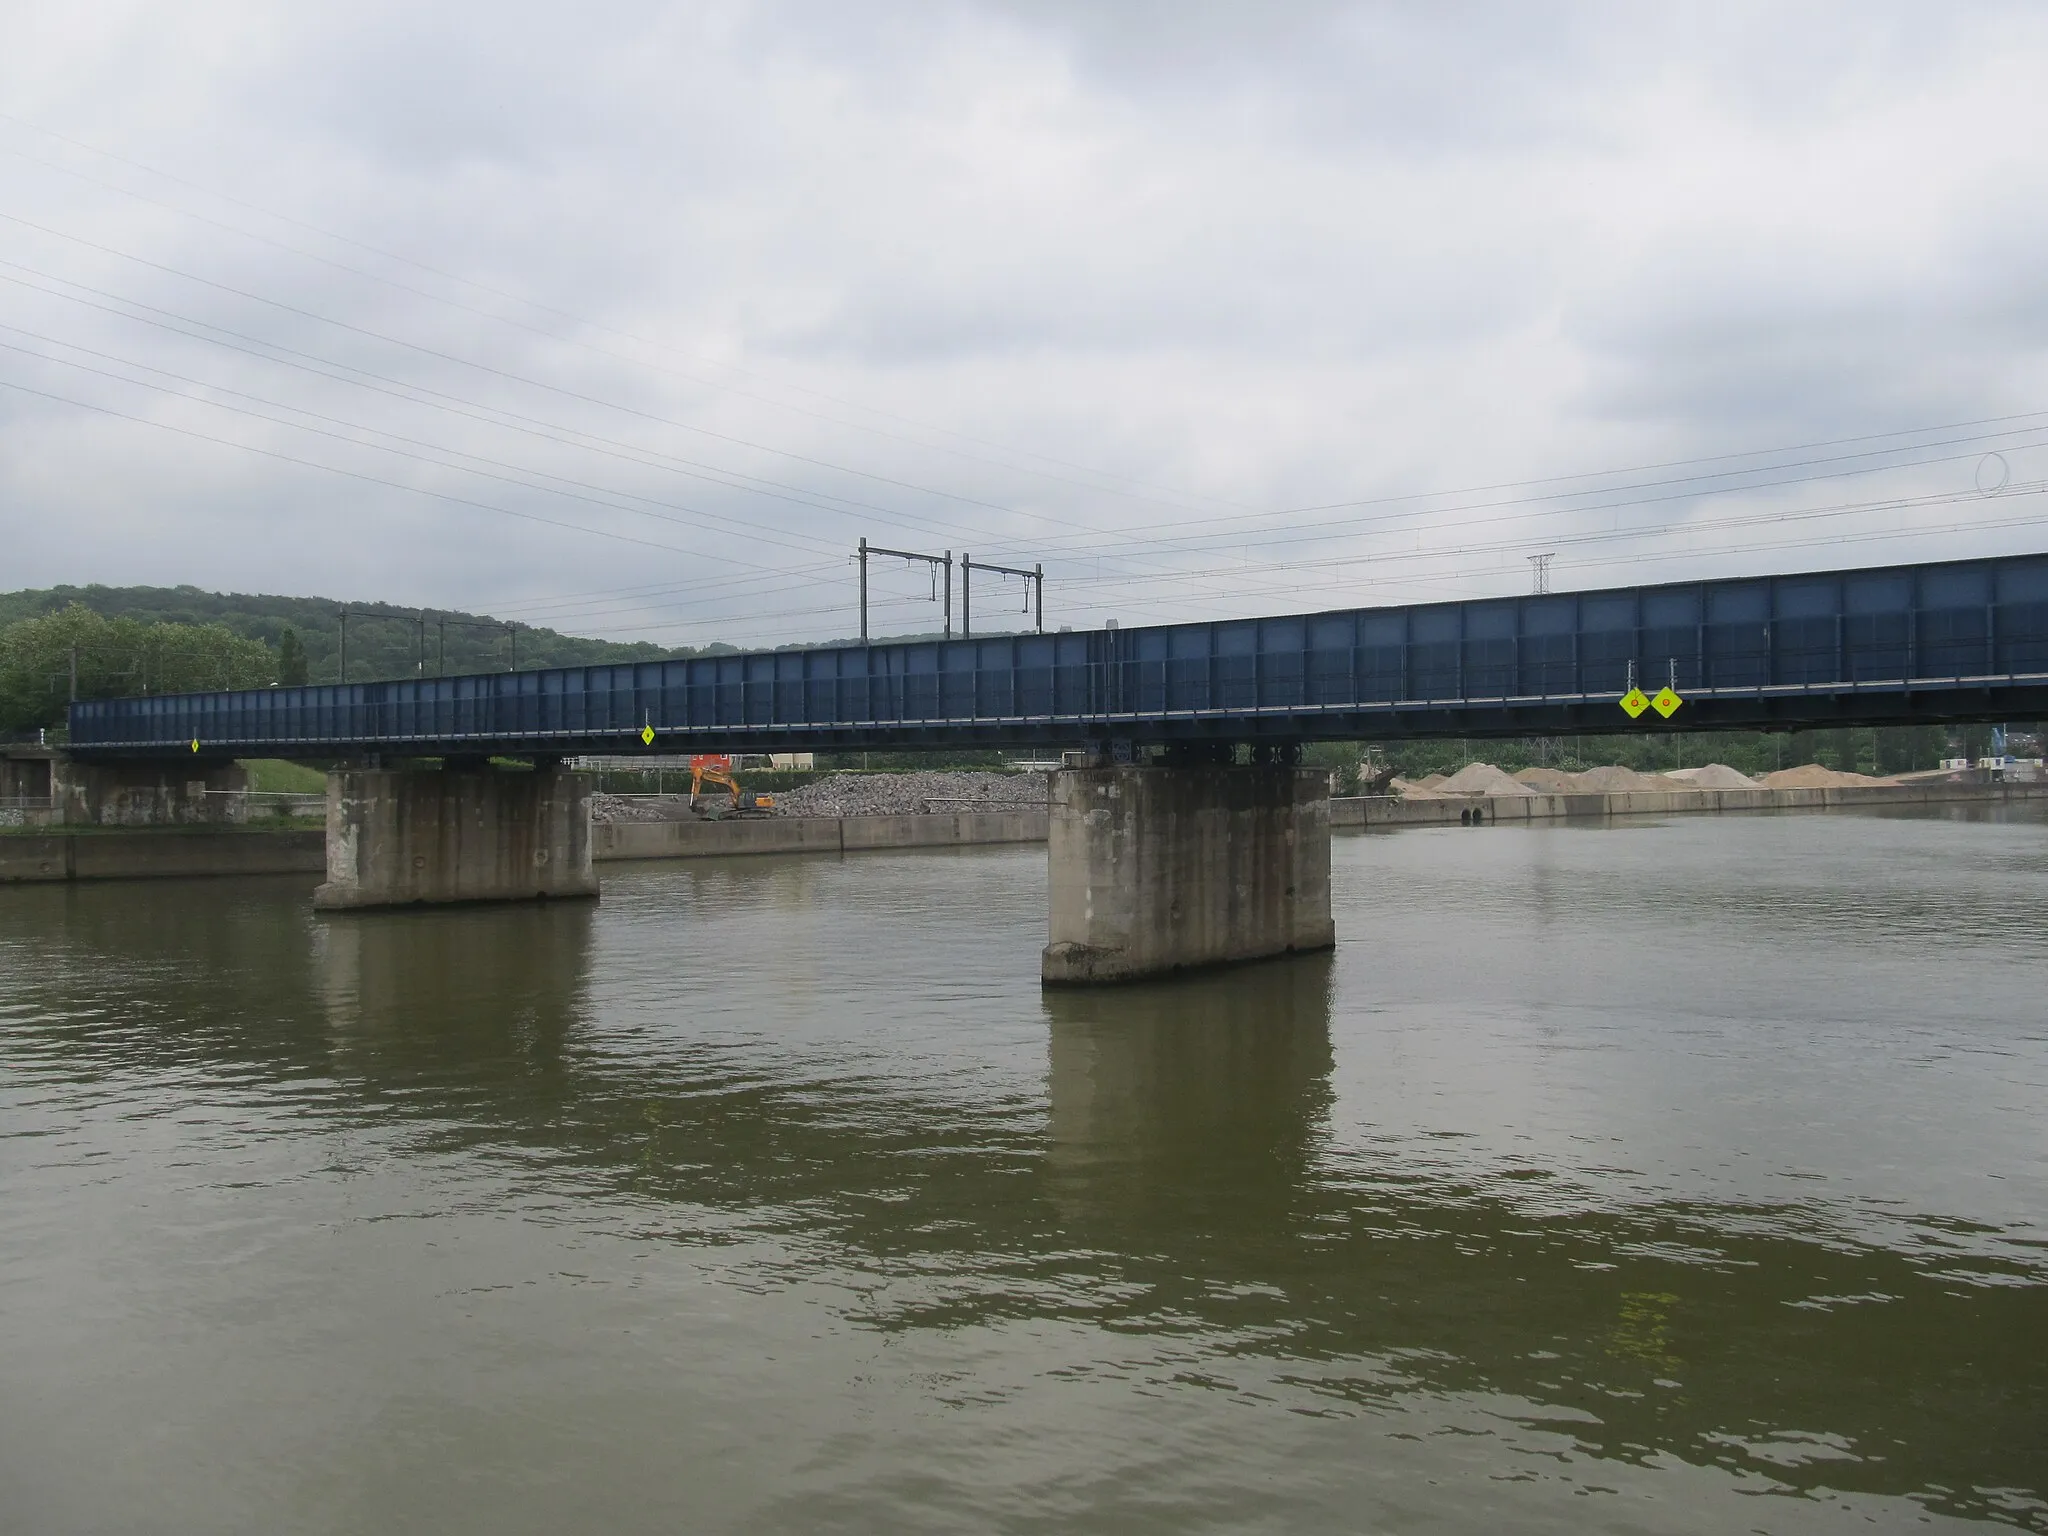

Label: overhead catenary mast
[959,554,1046,637]
[855,538,954,641]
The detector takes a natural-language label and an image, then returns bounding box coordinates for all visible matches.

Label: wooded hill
[0,585,711,685]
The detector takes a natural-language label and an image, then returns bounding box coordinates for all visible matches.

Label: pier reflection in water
[1042,957,1335,1227]
[0,810,2044,1533]
[315,897,594,1097]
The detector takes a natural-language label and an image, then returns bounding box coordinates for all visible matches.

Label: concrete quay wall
[1328,780,2048,827]
[1,810,1049,883]
[592,809,1049,861]
[0,829,325,883]
[7,783,2040,885]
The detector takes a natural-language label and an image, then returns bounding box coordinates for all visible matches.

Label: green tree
[1875,724,1946,775]
[276,625,309,686]
[0,604,276,733]
[0,583,698,682]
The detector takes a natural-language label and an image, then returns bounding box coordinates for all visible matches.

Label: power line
[0,261,1270,607]
[1014,427,2048,575]
[0,210,1083,527]
[0,260,977,537]
[1042,479,2048,616]
[1277,409,2048,515]
[7,153,2047,641]
[0,363,991,648]
[2,259,1252,598]
[0,114,1257,519]
[0,326,1245,630]
[963,418,2048,567]
[0,331,851,562]
[22,229,2031,616]
[0,375,784,565]
[11,141,2048,575]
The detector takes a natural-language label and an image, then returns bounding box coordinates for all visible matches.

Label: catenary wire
[9,244,2041,600]
[0,115,1256,517]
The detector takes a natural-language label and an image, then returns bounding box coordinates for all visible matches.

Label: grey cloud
[1,1,2045,643]
[1573,200,2048,445]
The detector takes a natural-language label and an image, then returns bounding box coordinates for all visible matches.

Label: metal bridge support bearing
[314,764,599,910]
[1041,765,1335,985]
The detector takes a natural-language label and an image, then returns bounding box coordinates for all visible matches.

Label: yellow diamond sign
[1619,688,1650,719]
[640,724,656,746]
[1651,686,1682,719]
[190,737,200,753]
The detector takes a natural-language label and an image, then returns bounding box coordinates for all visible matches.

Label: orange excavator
[690,754,776,816]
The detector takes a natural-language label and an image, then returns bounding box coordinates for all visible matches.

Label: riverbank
[1331,778,2048,827]
[592,808,1048,861]
[0,811,1051,883]
[0,828,327,882]
[7,782,2043,883]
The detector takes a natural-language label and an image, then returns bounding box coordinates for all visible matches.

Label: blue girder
[64,553,2048,760]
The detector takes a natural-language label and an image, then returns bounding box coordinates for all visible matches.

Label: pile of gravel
[591,771,1050,822]
[769,770,1050,818]
[590,793,699,823]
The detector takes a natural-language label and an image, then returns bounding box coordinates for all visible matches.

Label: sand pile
[1759,764,1898,789]
[1663,763,1761,789]
[1570,764,1669,793]
[1388,776,1444,799]
[1513,766,1580,792]
[1437,762,1536,796]
[1413,773,1448,789]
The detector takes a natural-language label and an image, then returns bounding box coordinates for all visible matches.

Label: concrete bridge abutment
[1041,765,1335,985]
[314,764,598,911]
[48,756,249,826]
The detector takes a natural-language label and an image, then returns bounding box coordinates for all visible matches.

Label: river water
[2,807,2044,1533]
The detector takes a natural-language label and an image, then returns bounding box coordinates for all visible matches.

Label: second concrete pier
[1042,765,1335,984]
[314,764,598,910]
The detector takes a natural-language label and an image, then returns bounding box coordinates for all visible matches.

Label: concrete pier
[314,765,598,910]
[1042,765,1335,985]
[51,756,248,826]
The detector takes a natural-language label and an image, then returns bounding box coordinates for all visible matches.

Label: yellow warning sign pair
[1620,687,1682,720]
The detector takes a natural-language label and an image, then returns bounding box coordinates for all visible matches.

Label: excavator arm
[689,754,742,810]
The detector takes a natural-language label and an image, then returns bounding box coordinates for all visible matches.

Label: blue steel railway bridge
[57,552,2048,983]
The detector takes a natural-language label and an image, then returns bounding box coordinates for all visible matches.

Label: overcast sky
[2,2,2045,647]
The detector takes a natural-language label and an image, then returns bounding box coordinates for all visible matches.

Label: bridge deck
[64,554,2048,759]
